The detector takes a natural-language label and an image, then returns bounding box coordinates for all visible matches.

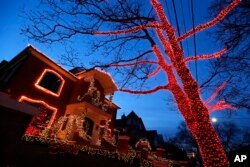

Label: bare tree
[215,122,241,153]
[22,0,241,166]
[203,0,250,110]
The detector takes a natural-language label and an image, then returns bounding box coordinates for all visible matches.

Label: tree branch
[120,85,168,94]
[177,0,241,42]
[185,48,227,63]
[94,21,159,35]
[109,60,158,67]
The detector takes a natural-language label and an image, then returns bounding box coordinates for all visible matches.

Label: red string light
[19,95,57,129]
[177,0,241,42]
[109,60,158,67]
[119,85,168,95]
[185,48,227,63]
[205,82,227,104]
[94,21,160,35]
[93,0,240,166]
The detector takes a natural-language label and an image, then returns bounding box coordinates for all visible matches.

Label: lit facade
[0,45,119,145]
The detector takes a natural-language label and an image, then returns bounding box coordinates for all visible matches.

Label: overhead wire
[164,0,173,25]
[190,0,198,82]
[171,0,183,49]
[180,0,190,57]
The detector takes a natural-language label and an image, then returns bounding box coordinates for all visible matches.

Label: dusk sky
[1,0,249,138]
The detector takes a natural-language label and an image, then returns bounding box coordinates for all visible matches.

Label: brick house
[0,45,119,145]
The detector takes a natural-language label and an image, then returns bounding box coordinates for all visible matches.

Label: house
[0,45,119,145]
[116,111,164,150]
[116,111,146,146]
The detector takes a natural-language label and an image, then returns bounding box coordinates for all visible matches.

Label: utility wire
[164,0,173,25]
[171,0,183,49]
[180,0,190,57]
[190,0,198,82]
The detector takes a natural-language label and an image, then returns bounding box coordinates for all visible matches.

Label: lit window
[35,69,65,97]
[19,96,57,135]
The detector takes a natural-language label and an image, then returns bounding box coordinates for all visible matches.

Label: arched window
[83,117,94,136]
[35,69,65,97]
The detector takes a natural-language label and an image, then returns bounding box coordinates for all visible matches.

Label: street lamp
[211,117,218,123]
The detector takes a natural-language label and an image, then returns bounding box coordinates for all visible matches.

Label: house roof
[127,110,139,119]
[26,45,78,81]
[5,45,118,95]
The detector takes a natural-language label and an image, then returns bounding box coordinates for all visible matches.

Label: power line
[171,0,183,49]
[190,0,198,82]
[180,0,190,57]
[164,0,173,25]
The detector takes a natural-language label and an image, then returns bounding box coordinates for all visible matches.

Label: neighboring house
[116,111,146,146]
[0,45,119,145]
[116,111,164,149]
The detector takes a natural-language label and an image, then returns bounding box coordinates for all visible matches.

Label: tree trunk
[187,114,229,167]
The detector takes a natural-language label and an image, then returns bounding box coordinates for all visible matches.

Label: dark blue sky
[1,0,249,138]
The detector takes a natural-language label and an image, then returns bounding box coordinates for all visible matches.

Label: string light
[109,60,158,67]
[19,0,240,166]
[35,69,65,97]
[184,48,227,63]
[19,95,57,129]
[94,22,160,35]
[177,0,241,42]
[101,0,239,166]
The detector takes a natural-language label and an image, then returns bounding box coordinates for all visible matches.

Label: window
[83,117,94,136]
[35,69,65,97]
[19,96,57,135]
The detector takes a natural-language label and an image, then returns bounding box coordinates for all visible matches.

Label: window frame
[35,69,65,97]
[19,95,57,128]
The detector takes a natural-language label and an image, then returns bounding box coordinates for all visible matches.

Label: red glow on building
[34,69,65,97]
[19,95,57,128]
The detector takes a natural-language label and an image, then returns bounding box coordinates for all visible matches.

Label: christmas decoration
[35,69,65,97]
[19,95,57,135]
[77,79,113,112]
[135,138,152,151]
[94,0,240,166]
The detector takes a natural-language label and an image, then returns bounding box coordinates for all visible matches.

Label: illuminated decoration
[94,22,160,35]
[22,134,138,164]
[135,138,152,151]
[35,69,65,97]
[177,0,241,42]
[94,0,240,166]
[99,119,116,146]
[19,96,57,129]
[77,80,111,112]
[204,82,237,112]
[46,111,89,142]
[109,60,158,67]
[184,48,227,63]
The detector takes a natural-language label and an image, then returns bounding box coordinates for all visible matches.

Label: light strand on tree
[120,85,168,94]
[177,0,241,42]
[151,44,197,131]
[207,100,237,113]
[203,82,237,112]
[185,48,227,63]
[109,60,158,67]
[150,0,236,166]
[205,82,227,105]
[94,21,159,35]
